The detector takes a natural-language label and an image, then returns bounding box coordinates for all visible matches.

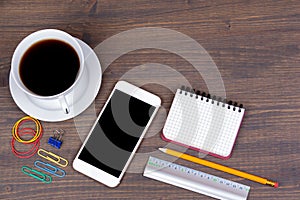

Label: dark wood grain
[1,0,300,199]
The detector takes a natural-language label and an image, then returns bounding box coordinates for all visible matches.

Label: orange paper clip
[37,148,68,167]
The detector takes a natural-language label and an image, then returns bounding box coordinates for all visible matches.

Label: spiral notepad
[162,86,245,159]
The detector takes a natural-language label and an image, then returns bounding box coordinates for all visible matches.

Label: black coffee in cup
[19,39,80,96]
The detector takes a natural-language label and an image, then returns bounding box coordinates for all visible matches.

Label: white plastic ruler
[143,156,250,200]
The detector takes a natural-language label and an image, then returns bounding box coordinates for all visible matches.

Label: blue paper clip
[34,160,66,178]
[21,166,52,183]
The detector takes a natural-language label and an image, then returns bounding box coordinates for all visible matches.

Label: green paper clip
[21,166,52,183]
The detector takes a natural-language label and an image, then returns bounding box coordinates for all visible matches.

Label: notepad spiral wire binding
[179,86,244,112]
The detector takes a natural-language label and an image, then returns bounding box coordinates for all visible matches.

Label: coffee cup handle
[58,96,70,114]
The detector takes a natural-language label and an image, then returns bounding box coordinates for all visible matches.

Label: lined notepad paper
[162,87,245,159]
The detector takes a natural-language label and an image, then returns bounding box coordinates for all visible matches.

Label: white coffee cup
[11,29,85,114]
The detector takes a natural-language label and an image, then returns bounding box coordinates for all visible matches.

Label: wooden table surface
[1,0,300,199]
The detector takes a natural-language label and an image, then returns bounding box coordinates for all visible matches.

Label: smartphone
[73,81,161,187]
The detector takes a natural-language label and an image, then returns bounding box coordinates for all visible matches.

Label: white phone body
[73,81,161,187]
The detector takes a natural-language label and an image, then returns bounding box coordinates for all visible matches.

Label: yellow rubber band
[12,116,42,144]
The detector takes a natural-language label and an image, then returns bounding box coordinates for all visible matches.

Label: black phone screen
[78,89,155,177]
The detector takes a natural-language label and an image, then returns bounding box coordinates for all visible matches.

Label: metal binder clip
[37,148,68,167]
[34,160,66,178]
[21,166,52,183]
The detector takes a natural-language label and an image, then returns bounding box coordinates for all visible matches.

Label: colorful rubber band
[11,116,43,158]
[11,129,40,158]
[12,116,42,143]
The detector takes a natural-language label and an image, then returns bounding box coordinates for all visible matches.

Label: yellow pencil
[159,148,278,188]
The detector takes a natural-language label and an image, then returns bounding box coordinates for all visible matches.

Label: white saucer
[9,38,102,122]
